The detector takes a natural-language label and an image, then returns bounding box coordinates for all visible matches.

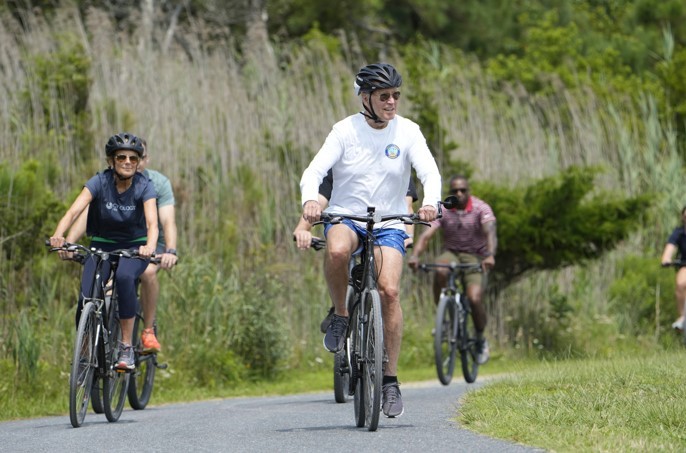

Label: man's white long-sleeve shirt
[301,114,442,230]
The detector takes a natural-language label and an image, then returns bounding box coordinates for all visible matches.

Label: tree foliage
[0,160,65,265]
[474,166,650,289]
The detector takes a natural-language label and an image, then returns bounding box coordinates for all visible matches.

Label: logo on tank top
[106,202,136,211]
[385,144,400,159]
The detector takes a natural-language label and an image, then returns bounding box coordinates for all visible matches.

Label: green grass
[459,351,686,452]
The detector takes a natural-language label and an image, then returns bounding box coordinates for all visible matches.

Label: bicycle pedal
[156,362,169,370]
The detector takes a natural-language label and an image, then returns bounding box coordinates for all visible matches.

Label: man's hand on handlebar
[293,230,314,249]
[417,205,437,222]
[302,200,322,224]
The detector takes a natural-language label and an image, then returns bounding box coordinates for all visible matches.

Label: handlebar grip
[311,237,326,251]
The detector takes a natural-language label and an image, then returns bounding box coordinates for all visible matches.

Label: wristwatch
[165,248,177,256]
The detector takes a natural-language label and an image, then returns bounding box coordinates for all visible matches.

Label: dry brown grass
[0,7,682,368]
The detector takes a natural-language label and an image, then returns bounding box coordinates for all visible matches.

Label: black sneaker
[382,382,404,418]
[323,314,348,353]
[320,306,335,334]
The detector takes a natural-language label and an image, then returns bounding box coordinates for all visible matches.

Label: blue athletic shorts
[324,219,409,256]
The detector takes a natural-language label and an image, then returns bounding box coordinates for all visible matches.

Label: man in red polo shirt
[408,175,497,364]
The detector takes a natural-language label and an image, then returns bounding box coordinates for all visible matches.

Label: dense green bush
[609,255,675,337]
[475,166,650,289]
[0,160,64,262]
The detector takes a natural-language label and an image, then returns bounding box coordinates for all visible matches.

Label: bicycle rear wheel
[334,286,354,404]
[128,312,156,409]
[69,301,97,428]
[90,376,104,414]
[434,295,458,385]
[459,300,479,383]
[103,292,130,422]
[361,289,383,431]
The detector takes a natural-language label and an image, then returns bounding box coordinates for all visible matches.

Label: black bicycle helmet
[354,63,403,95]
[105,132,144,157]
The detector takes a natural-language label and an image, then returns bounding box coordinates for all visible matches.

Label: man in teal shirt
[136,139,178,353]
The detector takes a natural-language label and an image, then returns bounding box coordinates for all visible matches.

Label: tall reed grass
[0,6,682,393]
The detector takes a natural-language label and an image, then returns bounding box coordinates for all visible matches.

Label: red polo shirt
[430,195,495,255]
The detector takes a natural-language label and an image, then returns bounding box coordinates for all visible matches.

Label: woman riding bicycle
[49,132,158,371]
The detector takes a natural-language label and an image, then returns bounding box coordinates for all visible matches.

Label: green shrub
[609,255,675,337]
[231,273,290,379]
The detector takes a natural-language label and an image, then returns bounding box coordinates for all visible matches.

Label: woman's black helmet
[354,63,402,95]
[105,132,144,157]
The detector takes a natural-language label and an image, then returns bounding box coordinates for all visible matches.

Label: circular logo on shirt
[385,144,400,159]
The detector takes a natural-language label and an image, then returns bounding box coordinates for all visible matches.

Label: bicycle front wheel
[351,295,365,427]
[459,300,479,384]
[361,289,383,431]
[334,286,354,404]
[69,301,97,428]
[128,313,156,409]
[434,295,458,385]
[103,296,130,422]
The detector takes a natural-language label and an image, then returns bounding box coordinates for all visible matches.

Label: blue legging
[78,254,148,321]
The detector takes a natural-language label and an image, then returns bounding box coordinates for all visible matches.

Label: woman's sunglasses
[115,154,140,163]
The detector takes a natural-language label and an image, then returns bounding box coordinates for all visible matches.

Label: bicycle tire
[103,290,130,422]
[128,313,156,409]
[333,286,354,404]
[90,376,104,414]
[362,289,383,431]
[69,301,97,428]
[434,295,458,386]
[351,297,365,428]
[459,298,479,384]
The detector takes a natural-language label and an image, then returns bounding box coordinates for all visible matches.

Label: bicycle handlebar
[316,210,431,228]
[419,262,483,273]
[292,236,327,251]
[662,261,686,268]
[310,237,326,251]
[312,195,455,226]
[45,240,156,262]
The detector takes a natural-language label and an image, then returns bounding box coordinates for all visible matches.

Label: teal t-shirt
[144,169,175,247]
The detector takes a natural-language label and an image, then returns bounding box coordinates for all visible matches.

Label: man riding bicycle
[293,168,418,333]
[408,175,497,365]
[300,63,441,418]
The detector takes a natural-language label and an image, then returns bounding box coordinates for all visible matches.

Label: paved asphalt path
[1,379,543,452]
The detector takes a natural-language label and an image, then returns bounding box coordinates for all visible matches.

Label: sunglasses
[115,154,140,163]
[376,91,401,102]
[449,188,468,194]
